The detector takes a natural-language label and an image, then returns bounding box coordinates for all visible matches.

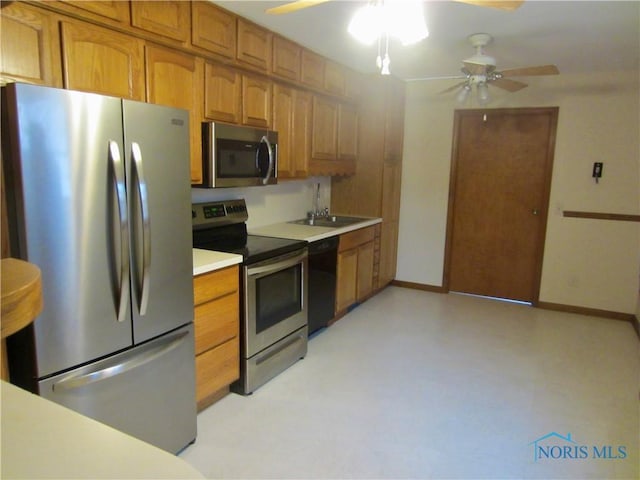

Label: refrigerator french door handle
[259,135,274,185]
[109,140,130,323]
[131,142,151,316]
[51,330,190,392]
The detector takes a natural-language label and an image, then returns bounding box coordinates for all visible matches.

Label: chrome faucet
[308,183,328,220]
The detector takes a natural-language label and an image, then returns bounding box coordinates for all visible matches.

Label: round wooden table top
[1,258,43,339]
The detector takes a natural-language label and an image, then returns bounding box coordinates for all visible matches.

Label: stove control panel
[192,199,248,229]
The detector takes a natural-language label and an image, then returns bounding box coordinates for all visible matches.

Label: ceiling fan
[265,0,524,15]
[432,33,559,102]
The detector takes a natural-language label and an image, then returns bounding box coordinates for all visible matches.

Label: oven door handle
[247,249,307,277]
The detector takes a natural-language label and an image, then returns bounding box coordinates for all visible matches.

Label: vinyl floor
[179,286,640,479]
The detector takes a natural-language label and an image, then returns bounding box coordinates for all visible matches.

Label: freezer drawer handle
[52,330,189,392]
[109,140,130,323]
[131,142,151,316]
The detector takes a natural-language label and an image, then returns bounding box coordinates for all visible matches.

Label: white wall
[191,176,331,229]
[398,71,640,314]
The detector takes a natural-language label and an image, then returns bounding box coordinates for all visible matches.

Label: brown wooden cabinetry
[310,96,357,175]
[60,20,145,100]
[336,226,376,314]
[272,36,301,82]
[331,76,405,289]
[237,18,272,72]
[301,49,324,90]
[193,265,240,411]
[273,84,311,178]
[62,1,130,23]
[324,60,345,96]
[242,74,271,128]
[204,63,241,123]
[145,44,204,183]
[131,0,190,43]
[0,2,62,87]
[191,1,236,58]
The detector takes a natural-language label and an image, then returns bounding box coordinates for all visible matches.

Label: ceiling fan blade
[439,81,468,94]
[463,62,487,75]
[499,65,560,77]
[490,77,528,92]
[265,0,331,15]
[453,0,524,10]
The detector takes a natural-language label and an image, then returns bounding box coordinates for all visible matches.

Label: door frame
[442,107,559,305]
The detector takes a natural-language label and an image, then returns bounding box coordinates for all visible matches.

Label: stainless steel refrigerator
[2,83,197,454]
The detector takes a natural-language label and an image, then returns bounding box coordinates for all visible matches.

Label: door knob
[532,209,539,215]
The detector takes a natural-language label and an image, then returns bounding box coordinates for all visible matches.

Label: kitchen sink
[288,215,371,227]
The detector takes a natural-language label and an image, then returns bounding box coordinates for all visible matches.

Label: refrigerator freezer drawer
[38,325,197,454]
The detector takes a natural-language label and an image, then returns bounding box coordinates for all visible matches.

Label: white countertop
[249,217,382,242]
[0,381,205,479]
[193,248,243,276]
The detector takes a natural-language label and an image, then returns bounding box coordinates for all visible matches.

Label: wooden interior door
[446,108,558,303]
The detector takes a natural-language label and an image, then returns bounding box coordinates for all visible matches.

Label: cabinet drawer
[193,265,238,305]
[195,338,239,404]
[339,226,375,252]
[194,291,239,355]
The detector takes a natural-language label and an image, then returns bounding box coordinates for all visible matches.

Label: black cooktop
[192,199,307,265]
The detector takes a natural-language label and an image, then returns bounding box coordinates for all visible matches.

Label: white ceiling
[213,1,640,81]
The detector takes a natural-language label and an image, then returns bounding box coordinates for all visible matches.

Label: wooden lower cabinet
[335,226,376,315]
[193,265,239,411]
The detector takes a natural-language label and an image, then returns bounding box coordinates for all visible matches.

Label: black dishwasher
[307,236,338,336]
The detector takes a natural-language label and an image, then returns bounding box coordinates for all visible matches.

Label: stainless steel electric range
[192,199,308,394]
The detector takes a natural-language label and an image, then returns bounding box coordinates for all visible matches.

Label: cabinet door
[384,76,406,162]
[311,96,338,160]
[324,60,345,96]
[291,90,312,178]
[338,102,358,161]
[378,221,399,288]
[237,19,271,72]
[191,1,236,58]
[272,84,294,177]
[131,0,190,43]
[272,36,300,81]
[204,63,241,123]
[242,75,271,128]
[61,20,144,100]
[301,49,324,89]
[145,45,204,184]
[356,241,374,301]
[62,1,130,23]
[0,2,62,87]
[336,248,358,313]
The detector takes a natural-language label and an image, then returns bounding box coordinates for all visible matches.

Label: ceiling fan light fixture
[348,4,382,45]
[456,83,472,103]
[477,82,490,104]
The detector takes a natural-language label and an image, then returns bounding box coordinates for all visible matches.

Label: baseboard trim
[391,280,447,293]
[537,301,636,323]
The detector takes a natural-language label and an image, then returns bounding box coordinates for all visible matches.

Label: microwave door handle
[131,142,151,316]
[108,141,130,323]
[259,135,274,185]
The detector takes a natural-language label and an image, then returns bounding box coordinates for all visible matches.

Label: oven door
[244,248,308,358]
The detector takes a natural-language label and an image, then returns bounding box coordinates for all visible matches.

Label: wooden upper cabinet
[301,49,324,90]
[131,1,190,43]
[311,96,338,160]
[61,1,130,23]
[60,20,144,100]
[242,75,271,128]
[191,1,236,59]
[145,44,204,184]
[272,36,300,82]
[338,102,358,161]
[0,2,62,87]
[324,60,345,96]
[236,19,272,72]
[273,84,310,179]
[204,63,241,123]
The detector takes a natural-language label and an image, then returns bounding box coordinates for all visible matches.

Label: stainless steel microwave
[199,122,278,188]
